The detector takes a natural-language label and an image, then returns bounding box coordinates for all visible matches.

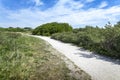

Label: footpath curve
[36,36,120,80]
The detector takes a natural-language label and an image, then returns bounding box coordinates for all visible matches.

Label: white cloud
[47,5,120,27]
[53,0,84,10]
[68,1,84,9]
[0,0,120,28]
[99,1,108,8]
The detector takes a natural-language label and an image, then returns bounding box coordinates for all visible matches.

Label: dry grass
[0,32,91,80]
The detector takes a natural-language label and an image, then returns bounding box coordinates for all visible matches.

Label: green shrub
[32,22,73,36]
[96,33,120,58]
[51,32,78,43]
[51,21,120,59]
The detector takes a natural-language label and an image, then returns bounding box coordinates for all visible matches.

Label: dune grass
[0,32,79,80]
[0,32,91,80]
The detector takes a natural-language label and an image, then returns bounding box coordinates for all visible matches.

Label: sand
[36,36,120,80]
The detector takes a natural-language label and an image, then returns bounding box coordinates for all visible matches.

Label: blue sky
[0,0,120,28]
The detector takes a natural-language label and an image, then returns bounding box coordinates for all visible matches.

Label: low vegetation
[0,27,32,33]
[51,22,120,59]
[0,32,91,80]
[32,22,73,36]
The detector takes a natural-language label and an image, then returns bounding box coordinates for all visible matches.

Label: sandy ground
[35,36,120,80]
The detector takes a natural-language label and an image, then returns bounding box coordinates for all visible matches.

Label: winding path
[35,36,120,80]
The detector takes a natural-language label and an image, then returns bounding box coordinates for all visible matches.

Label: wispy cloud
[99,1,108,8]
[67,1,84,9]
[0,0,120,28]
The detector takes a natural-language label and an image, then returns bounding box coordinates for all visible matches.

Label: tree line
[0,27,32,32]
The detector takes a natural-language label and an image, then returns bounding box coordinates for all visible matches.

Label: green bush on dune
[51,21,120,59]
[32,22,73,36]
[51,32,78,43]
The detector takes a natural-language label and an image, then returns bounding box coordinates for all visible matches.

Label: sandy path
[35,36,120,80]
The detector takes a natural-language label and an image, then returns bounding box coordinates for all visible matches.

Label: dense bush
[51,22,120,59]
[96,35,120,58]
[51,32,78,43]
[32,22,73,36]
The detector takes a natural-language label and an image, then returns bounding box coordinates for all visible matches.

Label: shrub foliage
[32,22,73,36]
[51,22,120,59]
